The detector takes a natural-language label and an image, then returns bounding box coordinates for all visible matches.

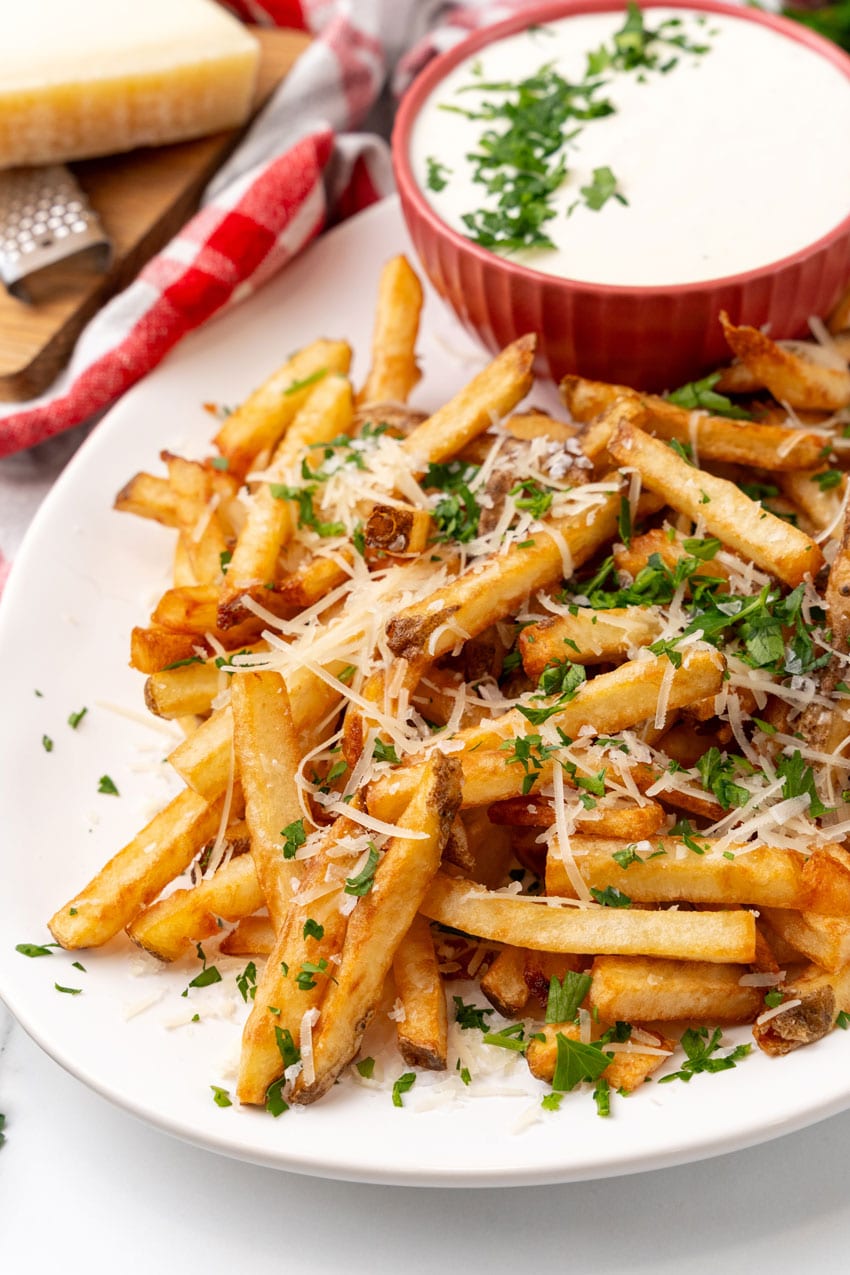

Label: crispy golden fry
[368,649,724,821]
[49,786,237,949]
[293,752,462,1104]
[526,1020,674,1091]
[589,955,762,1024]
[364,504,433,557]
[489,797,665,842]
[545,838,850,914]
[219,374,354,624]
[560,373,828,470]
[760,908,850,973]
[152,584,266,643]
[358,255,423,406]
[402,335,536,466]
[504,410,578,442]
[720,312,850,411]
[236,815,358,1105]
[214,339,352,478]
[480,945,530,1018]
[419,873,756,962]
[393,914,448,1070]
[145,659,221,719]
[114,472,181,527]
[753,961,850,1055]
[520,607,664,673]
[779,468,846,535]
[127,849,263,961]
[231,671,305,930]
[607,412,823,586]
[386,483,621,661]
[220,915,276,956]
[131,626,209,674]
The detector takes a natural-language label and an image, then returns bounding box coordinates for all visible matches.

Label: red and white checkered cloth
[0,0,529,461]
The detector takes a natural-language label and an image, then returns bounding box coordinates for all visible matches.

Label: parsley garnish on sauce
[453,997,494,1031]
[425,156,452,192]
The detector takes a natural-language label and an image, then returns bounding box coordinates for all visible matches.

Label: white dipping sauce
[410,8,850,286]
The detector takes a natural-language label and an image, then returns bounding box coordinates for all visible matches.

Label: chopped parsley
[68,707,88,729]
[813,468,843,491]
[303,918,324,941]
[593,1077,611,1117]
[372,738,401,765]
[265,1079,289,1117]
[281,818,307,860]
[541,1091,564,1111]
[776,749,833,818]
[54,983,82,995]
[344,845,380,896]
[764,990,784,1009]
[162,656,205,670]
[546,971,592,1023]
[284,368,327,396]
[210,1085,232,1108]
[392,1072,416,1107]
[356,1057,376,1079]
[667,371,752,420]
[657,1026,750,1084]
[510,478,555,520]
[426,156,452,192]
[236,961,258,1002]
[590,885,632,908]
[295,959,333,991]
[16,942,58,957]
[274,1026,301,1070]
[42,735,53,752]
[551,1032,611,1091]
[453,996,494,1031]
[482,1022,528,1051]
[837,1010,850,1030]
[424,460,481,544]
[269,482,344,538]
[569,164,628,215]
[183,942,222,995]
[97,775,119,796]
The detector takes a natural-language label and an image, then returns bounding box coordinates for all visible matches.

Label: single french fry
[220,914,276,956]
[607,413,823,586]
[588,955,762,1024]
[368,648,724,821]
[402,335,536,466]
[231,671,305,931]
[114,472,181,526]
[49,785,236,949]
[358,255,423,405]
[220,374,354,624]
[152,585,265,643]
[393,914,448,1070]
[504,410,578,443]
[720,312,850,411]
[545,838,850,913]
[364,504,433,557]
[759,907,850,973]
[127,850,263,961]
[526,1020,675,1091]
[520,607,664,673]
[145,659,224,719]
[214,339,352,477]
[779,468,847,536]
[560,373,828,470]
[419,873,756,962]
[480,945,530,1018]
[492,798,665,840]
[236,815,359,1105]
[386,482,622,660]
[293,752,462,1104]
[131,626,209,674]
[753,961,850,1055]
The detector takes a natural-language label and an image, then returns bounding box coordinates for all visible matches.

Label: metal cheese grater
[0,165,112,301]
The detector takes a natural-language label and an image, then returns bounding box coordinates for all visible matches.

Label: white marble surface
[4,994,850,1273]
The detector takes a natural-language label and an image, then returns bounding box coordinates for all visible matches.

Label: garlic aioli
[410,7,850,286]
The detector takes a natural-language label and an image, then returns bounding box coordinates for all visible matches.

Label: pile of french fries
[47,258,850,1114]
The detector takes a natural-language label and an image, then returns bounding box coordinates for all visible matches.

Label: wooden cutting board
[0,27,311,403]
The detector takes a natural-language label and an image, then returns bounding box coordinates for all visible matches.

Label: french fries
[50,256,850,1126]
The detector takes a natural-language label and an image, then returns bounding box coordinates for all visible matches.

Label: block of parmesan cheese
[0,0,260,168]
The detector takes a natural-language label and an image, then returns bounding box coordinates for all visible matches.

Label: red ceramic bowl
[393,0,850,391]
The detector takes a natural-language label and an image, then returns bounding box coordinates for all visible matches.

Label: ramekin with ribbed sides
[392,0,850,391]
